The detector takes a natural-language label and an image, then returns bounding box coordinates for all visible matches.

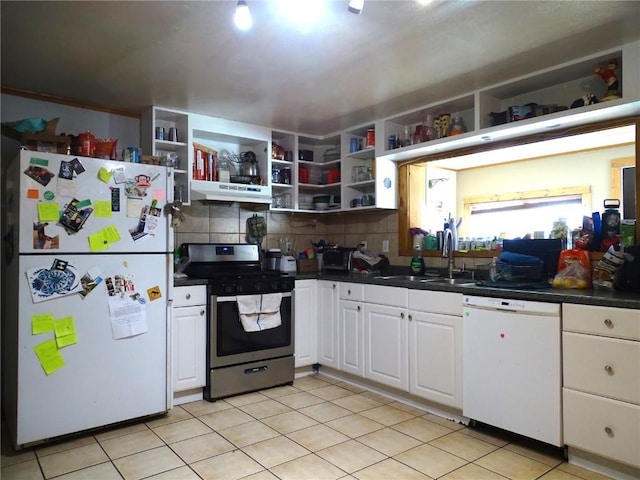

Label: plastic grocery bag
[551,249,591,289]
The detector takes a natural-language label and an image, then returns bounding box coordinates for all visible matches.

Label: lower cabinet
[171,286,207,394]
[363,285,409,391]
[408,290,463,409]
[317,280,339,369]
[339,283,365,376]
[294,279,317,367]
[562,303,640,469]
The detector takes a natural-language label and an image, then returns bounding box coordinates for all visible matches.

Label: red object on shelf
[298,165,309,183]
[328,168,341,184]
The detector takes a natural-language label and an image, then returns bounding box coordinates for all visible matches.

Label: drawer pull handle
[348,289,351,295]
[200,310,205,316]
[604,365,614,375]
[400,312,405,319]
[408,314,413,321]
[186,293,191,300]
[604,426,614,437]
[357,305,361,312]
[604,318,613,328]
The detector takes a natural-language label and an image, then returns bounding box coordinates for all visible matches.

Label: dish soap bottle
[410,244,426,275]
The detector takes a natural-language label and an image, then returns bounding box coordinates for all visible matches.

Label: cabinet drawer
[173,285,207,307]
[563,388,640,468]
[339,283,364,301]
[563,332,640,404]
[364,285,407,308]
[408,290,462,316]
[563,304,640,340]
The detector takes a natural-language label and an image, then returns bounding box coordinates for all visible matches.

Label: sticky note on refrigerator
[88,232,109,252]
[27,189,39,199]
[93,201,112,218]
[32,313,54,334]
[34,338,65,375]
[98,167,113,183]
[53,316,77,348]
[37,202,60,222]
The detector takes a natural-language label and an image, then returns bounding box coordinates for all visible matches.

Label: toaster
[322,247,355,271]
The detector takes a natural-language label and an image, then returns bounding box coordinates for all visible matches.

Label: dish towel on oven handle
[237,293,282,332]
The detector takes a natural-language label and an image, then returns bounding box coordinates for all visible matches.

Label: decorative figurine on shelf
[570,92,599,109]
[594,58,621,101]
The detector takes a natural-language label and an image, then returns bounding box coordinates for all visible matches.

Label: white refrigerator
[3,150,173,448]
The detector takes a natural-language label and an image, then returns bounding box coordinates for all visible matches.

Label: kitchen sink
[421,277,477,286]
[373,275,476,286]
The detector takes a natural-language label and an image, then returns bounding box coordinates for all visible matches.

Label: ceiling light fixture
[234,0,252,31]
[348,0,364,14]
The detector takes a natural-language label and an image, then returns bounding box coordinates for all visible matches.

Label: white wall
[1,93,140,166]
[455,144,635,237]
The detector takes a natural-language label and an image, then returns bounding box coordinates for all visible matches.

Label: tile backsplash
[174,204,402,265]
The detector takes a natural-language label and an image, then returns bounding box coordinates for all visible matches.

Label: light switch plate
[382,240,389,253]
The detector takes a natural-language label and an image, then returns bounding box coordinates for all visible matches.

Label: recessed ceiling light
[348,0,364,14]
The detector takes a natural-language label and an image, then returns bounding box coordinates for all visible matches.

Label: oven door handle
[215,291,292,303]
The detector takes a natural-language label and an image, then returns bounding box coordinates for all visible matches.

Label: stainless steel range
[180,243,295,401]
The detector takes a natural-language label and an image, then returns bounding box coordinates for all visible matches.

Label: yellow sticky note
[88,233,109,252]
[37,202,60,222]
[34,338,65,375]
[93,200,112,218]
[53,316,75,338]
[32,313,54,334]
[56,333,78,348]
[98,167,113,183]
[101,225,121,244]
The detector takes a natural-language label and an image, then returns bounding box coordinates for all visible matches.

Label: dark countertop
[175,272,640,309]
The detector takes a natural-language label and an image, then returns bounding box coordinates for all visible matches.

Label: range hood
[190,179,272,204]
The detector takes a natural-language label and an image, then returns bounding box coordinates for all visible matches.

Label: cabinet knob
[333,284,336,289]
[200,310,205,316]
[400,312,405,319]
[186,293,191,300]
[604,426,614,437]
[357,305,361,312]
[604,365,614,375]
[408,314,413,321]
[604,318,613,328]
[348,289,351,295]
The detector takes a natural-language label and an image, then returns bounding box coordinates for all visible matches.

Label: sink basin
[373,275,425,281]
[421,277,477,285]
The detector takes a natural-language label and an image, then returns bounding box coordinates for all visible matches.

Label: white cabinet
[380,42,640,164]
[363,285,409,391]
[171,286,207,397]
[408,290,463,409]
[142,106,190,204]
[562,303,640,469]
[294,279,317,367]
[317,280,340,369]
[339,283,365,377]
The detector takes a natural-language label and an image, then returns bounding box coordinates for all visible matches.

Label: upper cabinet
[379,42,640,163]
[141,107,190,204]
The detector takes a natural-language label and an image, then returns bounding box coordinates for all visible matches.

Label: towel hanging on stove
[237,293,282,332]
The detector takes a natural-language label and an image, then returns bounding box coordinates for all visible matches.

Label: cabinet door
[294,280,317,367]
[317,280,339,369]
[340,299,364,377]
[364,303,408,390]
[408,310,462,408]
[172,305,206,393]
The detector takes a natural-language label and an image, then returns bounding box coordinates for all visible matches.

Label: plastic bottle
[410,245,426,275]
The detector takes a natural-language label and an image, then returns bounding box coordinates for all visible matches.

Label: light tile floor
[1,374,614,480]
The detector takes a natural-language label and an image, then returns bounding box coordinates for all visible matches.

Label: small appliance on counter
[279,237,297,274]
[265,248,282,271]
[322,247,356,272]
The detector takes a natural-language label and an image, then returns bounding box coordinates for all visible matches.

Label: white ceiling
[2,1,640,136]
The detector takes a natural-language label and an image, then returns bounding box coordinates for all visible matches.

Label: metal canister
[365,129,375,147]
[77,131,95,157]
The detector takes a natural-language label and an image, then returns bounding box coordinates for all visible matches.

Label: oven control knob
[254,282,263,292]
[225,285,235,294]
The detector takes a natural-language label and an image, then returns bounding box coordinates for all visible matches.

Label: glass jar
[449,116,466,136]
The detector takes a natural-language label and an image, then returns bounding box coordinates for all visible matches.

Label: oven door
[208,292,294,368]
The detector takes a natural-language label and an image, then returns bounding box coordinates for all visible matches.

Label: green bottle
[410,245,425,275]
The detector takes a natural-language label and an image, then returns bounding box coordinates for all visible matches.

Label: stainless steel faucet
[442,228,454,279]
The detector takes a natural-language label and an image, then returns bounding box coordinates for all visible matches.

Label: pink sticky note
[152,189,165,201]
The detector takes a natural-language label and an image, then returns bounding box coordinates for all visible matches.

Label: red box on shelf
[327,168,341,184]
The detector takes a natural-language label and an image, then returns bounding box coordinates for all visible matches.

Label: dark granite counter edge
[175,273,640,309]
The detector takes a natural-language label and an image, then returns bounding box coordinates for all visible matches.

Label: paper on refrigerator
[107,295,148,339]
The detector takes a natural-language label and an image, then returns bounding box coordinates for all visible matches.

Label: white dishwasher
[462,295,562,446]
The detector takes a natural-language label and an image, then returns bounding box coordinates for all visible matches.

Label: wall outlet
[360,241,368,250]
[382,240,389,253]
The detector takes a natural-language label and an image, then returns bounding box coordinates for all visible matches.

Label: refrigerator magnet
[147,286,162,301]
[111,187,120,212]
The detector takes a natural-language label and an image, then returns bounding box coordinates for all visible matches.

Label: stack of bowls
[313,195,331,210]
